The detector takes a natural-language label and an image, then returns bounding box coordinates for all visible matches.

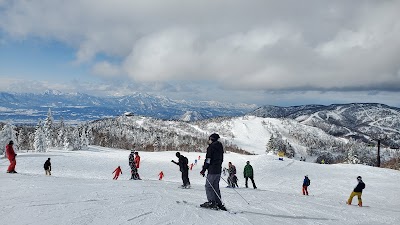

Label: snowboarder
[158,171,164,180]
[194,159,198,165]
[347,176,366,207]
[44,158,52,176]
[6,140,17,173]
[129,150,139,180]
[112,166,122,180]
[243,161,257,189]
[134,152,141,180]
[302,175,310,195]
[172,152,190,188]
[190,163,194,170]
[228,162,238,188]
[200,133,226,211]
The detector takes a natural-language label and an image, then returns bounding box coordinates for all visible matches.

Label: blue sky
[1,0,400,107]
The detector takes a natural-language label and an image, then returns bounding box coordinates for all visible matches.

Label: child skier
[302,175,310,195]
[159,171,164,180]
[112,166,122,180]
[347,176,365,207]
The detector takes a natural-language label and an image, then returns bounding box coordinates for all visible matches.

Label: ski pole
[220,176,250,205]
[205,176,224,204]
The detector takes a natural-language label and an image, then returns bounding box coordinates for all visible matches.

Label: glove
[171,160,175,163]
[200,169,206,177]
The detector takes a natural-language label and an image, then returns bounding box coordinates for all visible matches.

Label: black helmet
[357,176,362,180]
[176,152,180,157]
[9,140,14,145]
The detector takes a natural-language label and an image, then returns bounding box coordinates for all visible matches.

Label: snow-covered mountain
[1,147,399,225]
[248,103,400,149]
[0,91,257,123]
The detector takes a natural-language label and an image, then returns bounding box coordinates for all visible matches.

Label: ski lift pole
[220,176,250,205]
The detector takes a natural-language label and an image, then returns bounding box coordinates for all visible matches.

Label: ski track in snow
[0,147,399,225]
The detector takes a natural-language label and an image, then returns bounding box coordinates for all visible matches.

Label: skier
[302,175,310,195]
[227,162,238,188]
[158,171,164,180]
[134,152,141,180]
[129,150,139,180]
[6,140,17,173]
[243,161,257,189]
[200,133,226,211]
[190,163,194,170]
[112,166,122,180]
[347,176,366,207]
[44,158,52,176]
[172,152,191,188]
[194,159,198,165]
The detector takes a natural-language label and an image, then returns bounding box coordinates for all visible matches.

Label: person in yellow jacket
[347,176,366,207]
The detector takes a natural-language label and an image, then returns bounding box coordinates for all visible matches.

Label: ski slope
[1,146,399,225]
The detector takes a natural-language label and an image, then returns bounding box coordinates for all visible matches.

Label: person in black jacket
[44,158,51,175]
[200,133,226,210]
[172,152,190,188]
[347,176,366,207]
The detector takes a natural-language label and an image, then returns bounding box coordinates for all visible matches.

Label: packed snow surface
[1,146,400,225]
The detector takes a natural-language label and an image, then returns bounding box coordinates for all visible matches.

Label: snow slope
[1,146,399,225]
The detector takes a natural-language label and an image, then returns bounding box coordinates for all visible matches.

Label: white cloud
[0,0,400,93]
[92,61,121,77]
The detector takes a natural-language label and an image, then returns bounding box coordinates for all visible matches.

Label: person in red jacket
[112,166,122,180]
[134,152,141,180]
[6,140,17,173]
[159,171,164,180]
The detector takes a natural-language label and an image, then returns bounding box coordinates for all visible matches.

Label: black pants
[245,176,257,188]
[182,169,190,186]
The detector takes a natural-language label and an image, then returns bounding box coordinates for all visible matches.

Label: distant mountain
[247,103,400,148]
[0,91,257,124]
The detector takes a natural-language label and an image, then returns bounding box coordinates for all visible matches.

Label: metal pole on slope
[220,177,250,205]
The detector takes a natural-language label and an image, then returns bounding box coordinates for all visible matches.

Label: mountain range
[247,103,400,148]
[0,90,257,123]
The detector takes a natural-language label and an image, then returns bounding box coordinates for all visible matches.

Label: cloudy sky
[1,0,400,106]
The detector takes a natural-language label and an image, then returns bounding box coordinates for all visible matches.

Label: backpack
[306,178,311,186]
[183,156,188,165]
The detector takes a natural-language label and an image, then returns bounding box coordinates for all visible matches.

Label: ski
[176,200,238,214]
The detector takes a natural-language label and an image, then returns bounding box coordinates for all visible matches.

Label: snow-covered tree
[43,108,54,148]
[34,120,46,152]
[0,121,18,155]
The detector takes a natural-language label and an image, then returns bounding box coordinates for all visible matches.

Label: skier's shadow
[239,210,336,221]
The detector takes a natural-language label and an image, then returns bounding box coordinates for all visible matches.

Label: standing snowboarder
[172,152,190,188]
[302,175,310,195]
[228,162,238,188]
[243,161,257,189]
[347,176,365,207]
[44,158,52,176]
[134,152,141,180]
[112,166,122,180]
[5,140,17,173]
[129,150,139,180]
[200,133,226,210]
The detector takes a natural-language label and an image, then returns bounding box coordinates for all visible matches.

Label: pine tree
[0,121,18,155]
[34,120,46,152]
[43,108,54,148]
